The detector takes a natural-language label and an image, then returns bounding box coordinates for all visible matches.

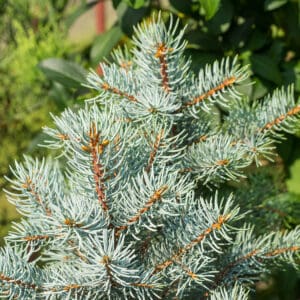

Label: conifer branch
[209,245,300,295]
[0,273,37,290]
[83,123,109,211]
[22,176,52,216]
[101,82,138,103]
[265,246,300,257]
[261,105,300,131]
[115,185,168,235]
[153,214,230,274]
[184,76,237,108]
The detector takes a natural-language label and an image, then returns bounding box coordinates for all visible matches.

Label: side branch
[262,105,300,131]
[153,215,230,274]
[0,273,37,290]
[115,185,168,236]
[145,130,164,173]
[207,245,300,297]
[82,123,109,211]
[22,177,51,216]
[101,82,138,103]
[155,43,171,92]
[183,76,236,107]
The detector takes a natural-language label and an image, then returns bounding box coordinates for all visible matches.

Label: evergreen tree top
[1,13,300,299]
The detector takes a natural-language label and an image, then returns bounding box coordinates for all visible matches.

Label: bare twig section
[101,82,138,103]
[115,185,168,236]
[153,215,230,274]
[155,43,172,92]
[183,76,236,107]
[22,177,51,216]
[145,129,164,173]
[261,105,300,131]
[0,273,37,290]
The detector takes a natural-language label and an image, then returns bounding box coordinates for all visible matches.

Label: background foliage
[0,0,88,240]
[1,0,300,298]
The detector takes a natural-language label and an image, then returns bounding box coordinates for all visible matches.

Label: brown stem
[183,76,236,108]
[155,43,172,92]
[82,123,109,211]
[261,105,300,131]
[102,82,138,103]
[0,273,37,290]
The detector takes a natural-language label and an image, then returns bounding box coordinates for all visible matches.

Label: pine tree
[1,14,300,299]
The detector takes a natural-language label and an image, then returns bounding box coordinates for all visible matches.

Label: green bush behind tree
[0,0,88,237]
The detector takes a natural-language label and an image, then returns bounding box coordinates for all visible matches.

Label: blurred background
[0,0,300,298]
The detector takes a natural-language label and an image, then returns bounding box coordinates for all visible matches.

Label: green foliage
[90,26,123,66]
[38,58,88,88]
[198,0,221,20]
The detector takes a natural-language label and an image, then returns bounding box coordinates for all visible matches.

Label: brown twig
[155,43,172,92]
[261,105,300,132]
[183,76,236,108]
[102,82,138,103]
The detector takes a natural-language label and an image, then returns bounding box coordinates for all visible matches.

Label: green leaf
[169,0,194,15]
[246,29,269,51]
[124,0,146,9]
[90,26,123,65]
[250,54,282,84]
[206,0,233,35]
[38,58,87,88]
[117,3,150,36]
[112,0,122,8]
[185,30,221,51]
[287,158,300,194]
[264,0,288,10]
[199,0,221,20]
